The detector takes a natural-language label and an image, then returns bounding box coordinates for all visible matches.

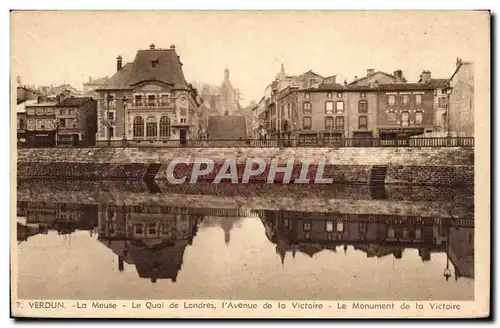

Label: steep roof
[128,48,188,88]
[97,63,133,91]
[377,83,435,91]
[98,47,189,91]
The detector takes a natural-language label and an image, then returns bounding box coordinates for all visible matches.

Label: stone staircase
[369,165,388,185]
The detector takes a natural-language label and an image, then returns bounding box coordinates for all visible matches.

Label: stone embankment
[16,147,474,186]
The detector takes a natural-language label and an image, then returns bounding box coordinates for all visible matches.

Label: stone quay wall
[16,147,474,186]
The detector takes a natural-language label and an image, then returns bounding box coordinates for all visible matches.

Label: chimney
[456,57,462,68]
[170,44,176,49]
[343,79,347,86]
[89,76,92,82]
[394,69,403,83]
[149,43,155,50]
[420,70,432,83]
[354,76,358,81]
[116,56,123,72]
[366,68,375,76]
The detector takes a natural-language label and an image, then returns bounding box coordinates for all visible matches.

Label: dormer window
[151,59,159,68]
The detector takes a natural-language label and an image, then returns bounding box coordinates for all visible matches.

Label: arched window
[133,116,144,137]
[159,116,171,137]
[146,116,157,137]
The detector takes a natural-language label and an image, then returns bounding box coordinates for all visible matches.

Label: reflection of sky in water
[17,217,474,301]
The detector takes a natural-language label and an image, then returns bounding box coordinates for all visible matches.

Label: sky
[11,11,488,106]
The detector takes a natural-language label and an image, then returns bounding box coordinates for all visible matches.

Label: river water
[15,179,474,301]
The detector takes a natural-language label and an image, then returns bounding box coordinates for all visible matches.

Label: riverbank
[16,147,474,186]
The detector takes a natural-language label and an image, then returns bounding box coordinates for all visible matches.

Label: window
[326,221,333,233]
[401,111,409,127]
[148,95,156,106]
[327,92,332,99]
[287,103,291,118]
[358,116,368,129]
[134,224,143,235]
[68,109,75,115]
[358,100,368,113]
[335,101,344,113]
[335,116,344,130]
[59,118,66,128]
[106,94,115,108]
[36,108,44,115]
[280,105,285,117]
[387,111,397,123]
[337,92,343,98]
[402,95,410,105]
[415,111,423,124]
[309,79,317,86]
[302,117,312,129]
[160,116,171,137]
[107,111,114,121]
[146,116,158,137]
[36,119,44,130]
[325,117,334,130]
[303,102,311,114]
[305,93,310,100]
[336,222,344,232]
[180,118,187,123]
[359,222,368,233]
[387,95,395,106]
[325,101,334,114]
[360,92,366,98]
[148,223,157,235]
[303,220,312,232]
[18,118,25,130]
[27,108,34,115]
[133,116,144,137]
[180,107,187,116]
[415,94,423,105]
[134,95,143,106]
[438,97,446,108]
[27,119,35,130]
[45,119,54,130]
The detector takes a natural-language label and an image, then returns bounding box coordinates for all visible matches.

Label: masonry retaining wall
[16,147,474,186]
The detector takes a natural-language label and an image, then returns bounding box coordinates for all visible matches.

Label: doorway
[180,129,187,145]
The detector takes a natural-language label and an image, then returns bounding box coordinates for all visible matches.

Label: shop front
[378,128,426,146]
[57,133,80,147]
[26,132,56,148]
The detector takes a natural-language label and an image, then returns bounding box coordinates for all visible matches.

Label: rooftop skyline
[11,11,487,106]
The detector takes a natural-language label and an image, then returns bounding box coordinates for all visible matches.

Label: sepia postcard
[10,10,490,319]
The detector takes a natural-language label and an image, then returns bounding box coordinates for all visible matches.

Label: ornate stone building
[96,44,201,146]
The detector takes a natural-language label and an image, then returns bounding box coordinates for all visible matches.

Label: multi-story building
[16,99,37,147]
[55,96,98,146]
[376,82,436,141]
[23,94,97,147]
[447,59,474,137]
[418,71,449,132]
[96,44,200,146]
[24,98,58,147]
[17,86,39,104]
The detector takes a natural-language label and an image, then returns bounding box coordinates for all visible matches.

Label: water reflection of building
[97,205,203,283]
[16,201,99,241]
[201,216,244,245]
[258,210,474,280]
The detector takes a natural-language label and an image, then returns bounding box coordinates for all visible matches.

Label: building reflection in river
[16,201,474,284]
[257,210,474,281]
[96,205,203,283]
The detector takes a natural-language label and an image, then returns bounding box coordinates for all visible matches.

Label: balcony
[129,100,175,109]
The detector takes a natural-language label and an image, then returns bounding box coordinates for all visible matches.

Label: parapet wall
[16,147,474,186]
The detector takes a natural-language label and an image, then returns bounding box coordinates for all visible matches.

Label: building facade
[96,44,200,146]
[82,76,109,99]
[447,60,474,137]
[23,95,97,147]
[376,83,436,141]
